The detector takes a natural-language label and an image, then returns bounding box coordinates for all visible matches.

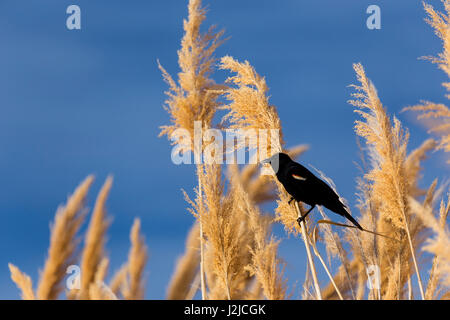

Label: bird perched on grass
[262,152,363,230]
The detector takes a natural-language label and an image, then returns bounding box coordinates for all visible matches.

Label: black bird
[262,152,363,230]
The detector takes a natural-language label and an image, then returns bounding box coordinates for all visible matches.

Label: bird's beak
[260,158,270,165]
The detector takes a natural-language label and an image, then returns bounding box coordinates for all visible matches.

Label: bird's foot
[297,216,305,226]
[296,205,315,227]
[288,197,295,205]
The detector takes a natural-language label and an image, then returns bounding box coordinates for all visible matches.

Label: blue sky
[0,0,448,299]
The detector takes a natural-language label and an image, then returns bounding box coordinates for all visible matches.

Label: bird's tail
[342,210,363,230]
[324,201,400,240]
[331,202,363,231]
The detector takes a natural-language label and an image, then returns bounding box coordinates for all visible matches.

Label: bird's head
[261,152,292,174]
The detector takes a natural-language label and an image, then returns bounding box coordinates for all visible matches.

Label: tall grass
[9,177,148,300]
[8,0,450,300]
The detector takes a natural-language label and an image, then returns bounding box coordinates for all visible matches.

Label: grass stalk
[403,214,425,299]
[294,201,322,300]
[310,239,343,300]
[198,172,207,300]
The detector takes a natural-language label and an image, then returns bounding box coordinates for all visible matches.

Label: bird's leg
[288,197,295,205]
[297,204,315,226]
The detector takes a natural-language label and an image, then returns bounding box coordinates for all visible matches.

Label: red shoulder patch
[292,174,306,181]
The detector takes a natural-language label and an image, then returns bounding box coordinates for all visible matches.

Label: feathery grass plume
[8,264,35,300]
[94,257,109,284]
[220,55,322,299]
[349,63,410,230]
[405,139,437,197]
[224,165,263,299]
[88,281,117,300]
[219,56,297,233]
[422,1,450,89]
[403,2,450,162]
[231,165,287,300]
[385,253,403,300]
[202,244,223,299]
[185,164,248,299]
[109,264,128,298]
[405,102,450,161]
[158,0,224,144]
[122,218,148,300]
[240,164,277,204]
[200,163,283,300]
[349,63,426,299]
[411,194,450,289]
[36,176,94,300]
[8,176,149,301]
[166,222,200,300]
[246,236,287,300]
[159,0,226,300]
[219,56,284,154]
[77,176,113,299]
[88,258,117,300]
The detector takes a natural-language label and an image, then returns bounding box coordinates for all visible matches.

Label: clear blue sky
[0,0,448,299]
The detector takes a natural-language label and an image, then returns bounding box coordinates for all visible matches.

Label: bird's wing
[288,163,341,202]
